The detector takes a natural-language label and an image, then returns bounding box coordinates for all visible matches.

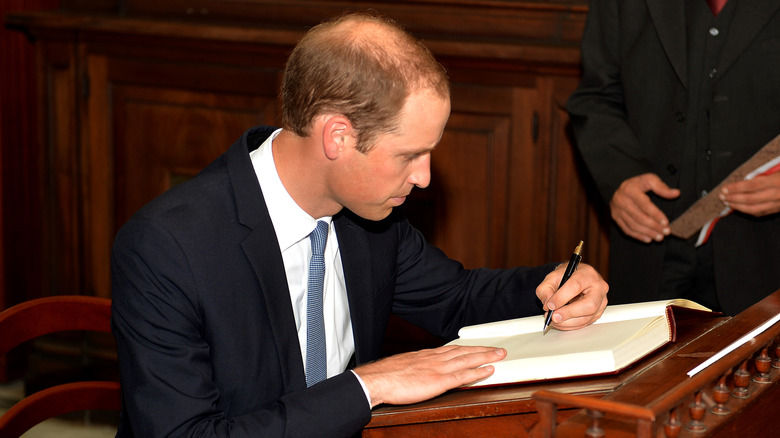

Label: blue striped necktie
[306,220,328,386]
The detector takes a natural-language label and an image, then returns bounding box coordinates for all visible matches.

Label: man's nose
[408,154,431,189]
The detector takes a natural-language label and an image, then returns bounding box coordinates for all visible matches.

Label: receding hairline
[308,13,449,97]
[333,16,400,44]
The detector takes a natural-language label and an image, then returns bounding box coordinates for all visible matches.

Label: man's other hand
[610,173,680,243]
[354,345,506,407]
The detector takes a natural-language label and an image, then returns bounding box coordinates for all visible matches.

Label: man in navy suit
[111,12,609,437]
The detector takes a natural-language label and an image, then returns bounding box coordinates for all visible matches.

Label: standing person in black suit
[567,0,780,316]
[111,12,609,437]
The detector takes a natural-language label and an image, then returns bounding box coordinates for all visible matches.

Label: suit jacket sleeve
[390,215,555,341]
[566,0,655,203]
[111,217,371,438]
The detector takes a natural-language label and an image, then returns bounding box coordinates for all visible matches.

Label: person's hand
[536,263,608,331]
[353,345,506,407]
[720,172,780,217]
[610,173,680,243]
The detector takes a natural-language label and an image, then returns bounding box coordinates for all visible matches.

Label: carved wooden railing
[532,290,780,437]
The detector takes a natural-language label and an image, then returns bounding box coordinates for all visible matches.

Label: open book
[446,299,715,387]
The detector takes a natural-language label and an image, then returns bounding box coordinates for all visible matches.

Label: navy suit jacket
[111,126,553,437]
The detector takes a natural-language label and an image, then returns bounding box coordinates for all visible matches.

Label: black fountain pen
[543,240,583,335]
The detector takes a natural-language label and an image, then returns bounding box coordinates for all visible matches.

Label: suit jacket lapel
[228,128,307,391]
[717,0,780,80]
[241,221,306,391]
[334,214,375,366]
[646,0,688,88]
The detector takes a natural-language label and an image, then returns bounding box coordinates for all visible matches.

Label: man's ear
[321,114,354,160]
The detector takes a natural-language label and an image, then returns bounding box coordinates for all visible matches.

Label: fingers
[537,264,609,330]
[611,188,668,242]
[551,288,609,330]
[643,173,682,200]
[720,173,780,216]
[610,173,679,243]
[355,346,506,407]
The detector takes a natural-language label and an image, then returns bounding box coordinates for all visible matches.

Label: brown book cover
[670,133,780,240]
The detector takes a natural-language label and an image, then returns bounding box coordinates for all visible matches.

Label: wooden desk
[363,291,780,437]
[535,290,780,437]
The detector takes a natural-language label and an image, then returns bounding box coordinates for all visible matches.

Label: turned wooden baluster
[753,345,772,384]
[686,391,707,433]
[585,409,605,438]
[773,338,780,369]
[664,408,682,438]
[710,372,731,415]
[732,359,751,399]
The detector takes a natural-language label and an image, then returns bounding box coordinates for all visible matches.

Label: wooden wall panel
[113,86,270,223]
[45,40,82,296]
[82,52,284,296]
[84,65,278,296]
[0,0,61,382]
[546,76,609,275]
[82,54,111,299]
[506,84,548,268]
[425,111,511,269]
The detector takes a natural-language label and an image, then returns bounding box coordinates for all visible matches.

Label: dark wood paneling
[1,0,59,306]
[426,111,511,268]
[0,0,61,382]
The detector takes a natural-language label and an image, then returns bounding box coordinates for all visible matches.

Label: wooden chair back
[0,295,120,438]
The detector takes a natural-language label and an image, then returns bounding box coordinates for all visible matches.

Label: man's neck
[272,129,342,219]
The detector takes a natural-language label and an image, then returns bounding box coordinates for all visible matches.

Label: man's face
[333,89,451,221]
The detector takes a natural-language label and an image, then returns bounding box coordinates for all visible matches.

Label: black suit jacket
[567,0,780,314]
[111,126,552,437]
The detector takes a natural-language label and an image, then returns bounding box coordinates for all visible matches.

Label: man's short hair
[281,12,450,152]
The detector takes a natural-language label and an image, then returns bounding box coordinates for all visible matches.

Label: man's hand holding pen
[536,250,609,332]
